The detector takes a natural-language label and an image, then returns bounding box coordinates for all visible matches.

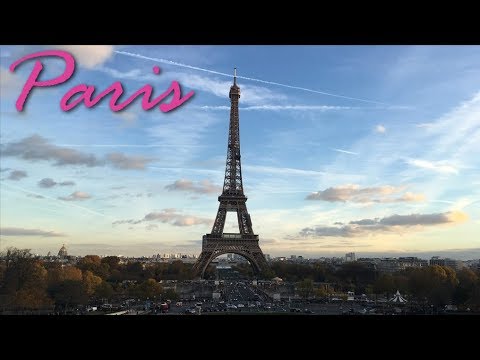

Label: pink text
[9,50,195,112]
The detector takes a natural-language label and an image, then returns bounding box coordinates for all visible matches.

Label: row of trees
[231,260,480,307]
[1,247,479,310]
[372,266,480,307]
[0,248,182,312]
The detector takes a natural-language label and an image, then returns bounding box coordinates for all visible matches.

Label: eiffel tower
[192,69,269,279]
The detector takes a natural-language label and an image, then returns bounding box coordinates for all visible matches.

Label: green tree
[163,288,179,301]
[126,261,144,280]
[297,279,314,299]
[95,281,114,300]
[51,280,88,312]
[408,265,458,306]
[454,268,479,305]
[373,274,395,296]
[101,256,120,271]
[261,268,276,280]
[135,278,162,300]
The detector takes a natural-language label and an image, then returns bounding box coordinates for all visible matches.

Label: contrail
[331,148,359,155]
[195,105,353,111]
[1,182,109,218]
[57,144,208,148]
[114,50,387,105]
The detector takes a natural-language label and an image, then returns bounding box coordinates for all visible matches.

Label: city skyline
[1,45,479,259]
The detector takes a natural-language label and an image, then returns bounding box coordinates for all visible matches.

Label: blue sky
[1,45,479,259]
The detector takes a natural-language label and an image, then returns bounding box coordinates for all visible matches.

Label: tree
[14,287,53,310]
[168,260,189,280]
[393,275,409,294]
[373,274,395,295]
[77,255,109,279]
[467,284,480,310]
[48,265,82,286]
[261,268,276,280]
[315,286,329,298]
[83,270,103,296]
[0,248,52,310]
[95,281,114,300]
[408,265,458,306]
[125,261,144,280]
[101,256,120,271]
[297,279,314,299]
[313,263,327,282]
[454,268,479,305]
[135,278,162,300]
[163,288,179,301]
[51,280,88,311]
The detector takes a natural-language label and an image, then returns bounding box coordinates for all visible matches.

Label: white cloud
[375,124,386,133]
[297,210,468,238]
[113,208,211,227]
[306,184,425,203]
[113,111,138,127]
[106,153,153,170]
[98,65,286,106]
[57,45,114,69]
[165,179,221,195]
[59,191,92,201]
[174,72,286,105]
[0,227,66,237]
[406,159,459,175]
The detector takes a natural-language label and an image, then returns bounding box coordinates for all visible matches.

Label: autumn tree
[0,247,52,310]
[315,285,332,298]
[77,255,109,279]
[48,265,83,286]
[83,270,102,296]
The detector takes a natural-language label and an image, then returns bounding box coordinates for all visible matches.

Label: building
[345,252,356,262]
[398,257,428,268]
[57,244,68,258]
[363,257,428,273]
[430,257,464,271]
[376,258,401,273]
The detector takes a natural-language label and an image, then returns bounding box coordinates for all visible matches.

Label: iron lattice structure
[192,69,270,278]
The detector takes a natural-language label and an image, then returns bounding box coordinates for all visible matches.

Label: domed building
[58,244,68,258]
